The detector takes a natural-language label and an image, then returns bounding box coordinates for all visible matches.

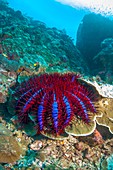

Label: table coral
[79,79,113,135]
[96,98,113,134]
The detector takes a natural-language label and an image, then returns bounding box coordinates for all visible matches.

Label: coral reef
[76,13,113,69]
[0,0,91,104]
[0,0,89,75]
[76,13,113,83]
[0,123,27,163]
[81,78,113,98]
[0,1,113,169]
[24,135,113,169]
[93,38,113,83]
[0,54,19,72]
[0,65,17,103]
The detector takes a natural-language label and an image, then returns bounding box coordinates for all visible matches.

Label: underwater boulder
[76,13,113,71]
[93,38,113,83]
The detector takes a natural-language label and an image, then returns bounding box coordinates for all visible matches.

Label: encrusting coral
[0,121,31,164]
[0,123,23,163]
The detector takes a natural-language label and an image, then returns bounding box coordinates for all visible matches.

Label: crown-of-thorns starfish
[15,73,96,135]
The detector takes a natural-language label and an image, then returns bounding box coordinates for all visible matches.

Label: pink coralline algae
[15,73,96,135]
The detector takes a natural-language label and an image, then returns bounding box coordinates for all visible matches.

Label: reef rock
[0,62,17,103]
[0,123,25,163]
[76,13,113,72]
[93,38,113,83]
[0,0,89,77]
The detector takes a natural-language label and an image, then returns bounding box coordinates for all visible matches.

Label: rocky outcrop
[0,0,90,103]
[76,13,113,72]
[93,38,113,83]
[0,0,89,76]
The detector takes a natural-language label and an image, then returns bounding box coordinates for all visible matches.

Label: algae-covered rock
[23,122,37,137]
[0,63,17,103]
[0,164,5,170]
[93,38,113,83]
[0,123,28,163]
[0,135,22,163]
[0,123,12,135]
[76,13,113,70]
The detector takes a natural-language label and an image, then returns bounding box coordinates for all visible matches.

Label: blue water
[8,0,88,41]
